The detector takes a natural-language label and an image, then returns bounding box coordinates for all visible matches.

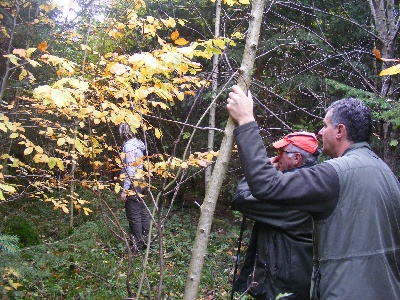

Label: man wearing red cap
[226,85,400,300]
[232,132,319,300]
[271,132,320,171]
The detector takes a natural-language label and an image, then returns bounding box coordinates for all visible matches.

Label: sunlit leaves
[0,184,16,194]
[39,3,57,13]
[126,113,141,129]
[171,30,189,46]
[163,17,176,28]
[0,6,220,215]
[141,151,219,180]
[33,85,76,108]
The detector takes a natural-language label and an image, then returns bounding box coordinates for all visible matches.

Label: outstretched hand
[226,85,255,126]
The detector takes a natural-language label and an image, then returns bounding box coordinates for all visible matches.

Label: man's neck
[335,140,353,157]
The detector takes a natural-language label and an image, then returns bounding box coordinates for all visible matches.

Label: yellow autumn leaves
[0,1,247,211]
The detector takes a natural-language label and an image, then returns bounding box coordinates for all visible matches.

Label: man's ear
[336,124,347,139]
[294,153,302,166]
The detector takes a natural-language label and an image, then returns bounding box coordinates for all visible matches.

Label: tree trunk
[205,0,222,189]
[368,0,398,97]
[183,0,267,298]
[0,1,20,104]
[368,0,399,173]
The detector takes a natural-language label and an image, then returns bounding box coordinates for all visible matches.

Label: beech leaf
[24,147,34,155]
[51,89,67,107]
[110,63,127,75]
[38,41,49,53]
[75,139,85,154]
[13,49,26,57]
[174,38,189,46]
[0,184,16,193]
[379,64,400,76]
[163,17,176,28]
[57,138,66,146]
[48,157,57,169]
[155,128,163,138]
[126,113,141,129]
[171,30,179,41]
[57,159,64,171]
[115,183,121,193]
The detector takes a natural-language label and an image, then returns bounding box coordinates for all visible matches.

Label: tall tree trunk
[205,0,222,189]
[368,0,400,173]
[183,0,267,298]
[368,0,398,97]
[0,1,20,104]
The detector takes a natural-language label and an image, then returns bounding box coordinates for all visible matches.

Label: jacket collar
[341,141,371,156]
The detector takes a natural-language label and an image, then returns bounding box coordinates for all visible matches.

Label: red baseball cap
[272,132,319,154]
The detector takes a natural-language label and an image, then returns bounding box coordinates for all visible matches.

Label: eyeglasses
[277,149,298,157]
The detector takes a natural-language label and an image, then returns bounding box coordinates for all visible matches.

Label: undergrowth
[0,194,244,299]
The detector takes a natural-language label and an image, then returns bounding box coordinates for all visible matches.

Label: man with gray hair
[226,85,400,299]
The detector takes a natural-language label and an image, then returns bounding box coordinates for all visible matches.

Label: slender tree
[183,0,267,298]
[205,0,222,188]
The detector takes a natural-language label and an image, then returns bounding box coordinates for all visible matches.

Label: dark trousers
[125,196,150,251]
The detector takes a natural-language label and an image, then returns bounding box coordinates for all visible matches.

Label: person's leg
[140,200,150,247]
[125,196,143,252]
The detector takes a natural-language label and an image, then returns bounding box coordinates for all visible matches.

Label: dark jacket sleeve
[233,178,291,223]
[234,122,340,220]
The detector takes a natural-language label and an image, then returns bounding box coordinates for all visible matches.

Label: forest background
[0,0,399,299]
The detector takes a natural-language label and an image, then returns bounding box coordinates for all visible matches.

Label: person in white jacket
[119,123,150,254]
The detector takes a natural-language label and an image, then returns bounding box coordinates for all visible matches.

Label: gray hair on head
[287,143,320,166]
[327,98,372,143]
[119,123,134,143]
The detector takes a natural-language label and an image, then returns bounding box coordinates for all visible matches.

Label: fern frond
[0,234,19,254]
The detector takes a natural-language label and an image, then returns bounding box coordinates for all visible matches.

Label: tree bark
[183,0,267,298]
[368,0,398,97]
[368,0,400,173]
[205,0,222,189]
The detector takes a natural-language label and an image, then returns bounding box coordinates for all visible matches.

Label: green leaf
[5,54,19,66]
[389,139,398,147]
[276,293,293,300]
[75,139,85,154]
[48,157,57,169]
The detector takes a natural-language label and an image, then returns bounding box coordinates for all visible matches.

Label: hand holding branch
[226,85,255,126]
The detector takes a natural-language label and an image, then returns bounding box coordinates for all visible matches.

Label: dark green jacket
[232,178,313,300]
[312,143,400,299]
